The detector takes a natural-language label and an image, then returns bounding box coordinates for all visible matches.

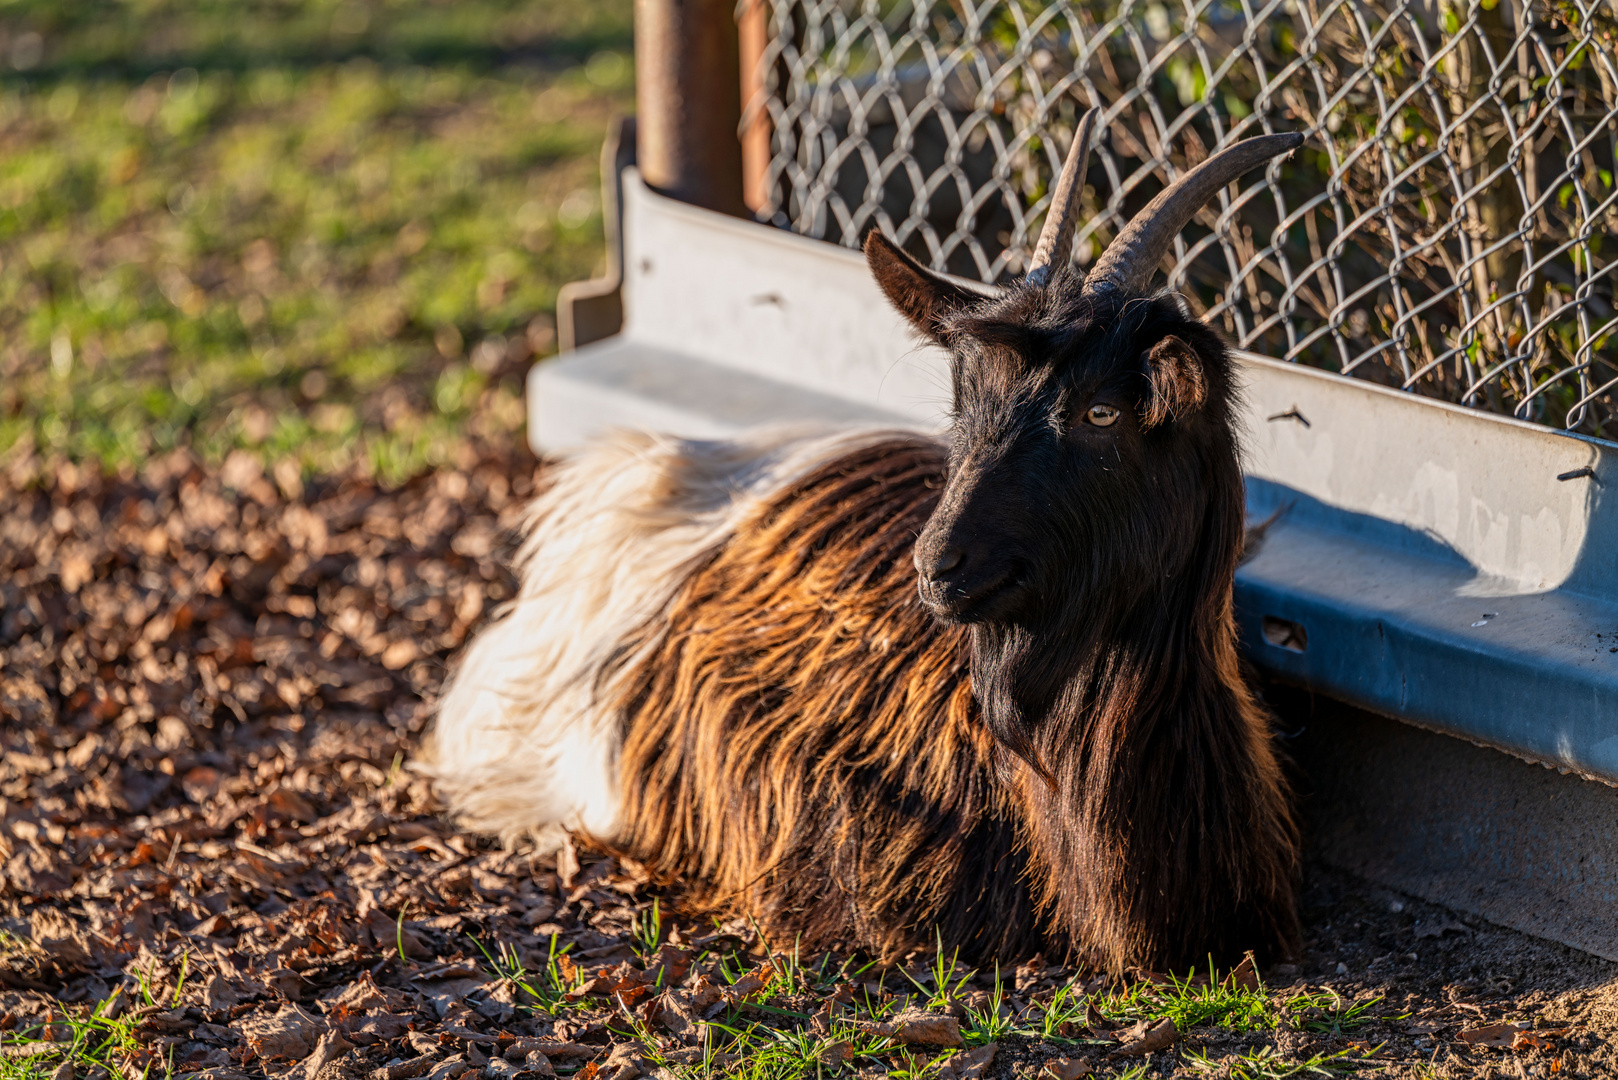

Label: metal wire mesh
[743,0,1618,435]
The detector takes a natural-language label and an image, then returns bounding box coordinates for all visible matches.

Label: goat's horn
[1082,131,1304,296]
[1024,107,1100,287]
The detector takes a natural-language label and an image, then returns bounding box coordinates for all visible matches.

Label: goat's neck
[970,557,1242,752]
[970,531,1276,969]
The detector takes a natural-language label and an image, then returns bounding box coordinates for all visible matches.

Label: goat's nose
[915,542,965,580]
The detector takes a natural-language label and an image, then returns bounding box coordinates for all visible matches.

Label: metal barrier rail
[744,0,1618,436]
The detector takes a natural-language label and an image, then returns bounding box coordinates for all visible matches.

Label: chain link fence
[742,0,1618,435]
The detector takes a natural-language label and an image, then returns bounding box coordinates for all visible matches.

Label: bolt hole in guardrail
[1263,616,1309,653]
[1266,407,1311,427]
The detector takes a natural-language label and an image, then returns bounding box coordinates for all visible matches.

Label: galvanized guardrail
[743,0,1618,437]
[542,165,1618,782]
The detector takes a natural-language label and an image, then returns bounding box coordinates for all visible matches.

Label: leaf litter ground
[2,438,1617,1080]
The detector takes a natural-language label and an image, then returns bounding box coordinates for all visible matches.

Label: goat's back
[420,425,952,851]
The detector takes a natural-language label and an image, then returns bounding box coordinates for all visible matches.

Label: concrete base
[1273,680,1618,962]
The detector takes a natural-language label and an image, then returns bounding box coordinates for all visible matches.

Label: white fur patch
[420,424,912,850]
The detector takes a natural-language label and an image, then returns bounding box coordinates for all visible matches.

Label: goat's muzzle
[914,538,1025,623]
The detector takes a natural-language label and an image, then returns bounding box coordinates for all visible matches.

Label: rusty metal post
[636,0,746,217]
[737,0,773,216]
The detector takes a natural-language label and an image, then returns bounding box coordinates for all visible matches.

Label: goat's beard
[969,622,1037,765]
[968,616,1094,775]
[966,569,1141,777]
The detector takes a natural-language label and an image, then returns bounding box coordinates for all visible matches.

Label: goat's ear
[1141,335,1208,429]
[864,230,981,344]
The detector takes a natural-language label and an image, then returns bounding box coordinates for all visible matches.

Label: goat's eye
[1086,404,1120,427]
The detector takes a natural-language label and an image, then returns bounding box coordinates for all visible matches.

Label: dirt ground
[2,441,1615,1080]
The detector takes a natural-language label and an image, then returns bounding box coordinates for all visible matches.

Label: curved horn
[1083,131,1303,296]
[1025,107,1100,287]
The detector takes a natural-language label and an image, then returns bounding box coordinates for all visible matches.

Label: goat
[424,112,1304,973]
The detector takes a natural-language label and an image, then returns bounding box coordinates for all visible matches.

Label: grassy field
[0,0,633,483]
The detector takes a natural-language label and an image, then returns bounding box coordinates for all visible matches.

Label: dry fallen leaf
[816,1040,852,1065]
[1224,951,1260,990]
[937,1044,996,1078]
[1042,1057,1094,1080]
[724,969,770,1002]
[29,907,94,968]
[855,1007,966,1048]
[371,1056,436,1080]
[59,552,93,593]
[237,1004,328,1062]
[1110,1017,1178,1057]
[421,1056,470,1080]
[1015,953,1047,991]
[303,1029,356,1080]
[381,639,421,670]
[0,1045,71,1062]
[556,834,582,890]
[6,846,75,897]
[598,1043,649,1078]
[204,975,244,1011]
[1514,1029,1564,1052]
[1459,1021,1531,1048]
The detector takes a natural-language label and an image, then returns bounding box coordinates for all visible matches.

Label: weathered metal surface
[1234,356,1618,782]
[597,168,976,426]
[532,339,907,445]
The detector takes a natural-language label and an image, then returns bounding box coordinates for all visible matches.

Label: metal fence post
[636,0,746,217]
[738,0,772,216]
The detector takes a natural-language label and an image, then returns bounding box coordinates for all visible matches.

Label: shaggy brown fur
[608,437,1053,962]
[606,431,1297,971]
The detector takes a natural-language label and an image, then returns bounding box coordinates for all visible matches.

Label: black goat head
[867,114,1302,631]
